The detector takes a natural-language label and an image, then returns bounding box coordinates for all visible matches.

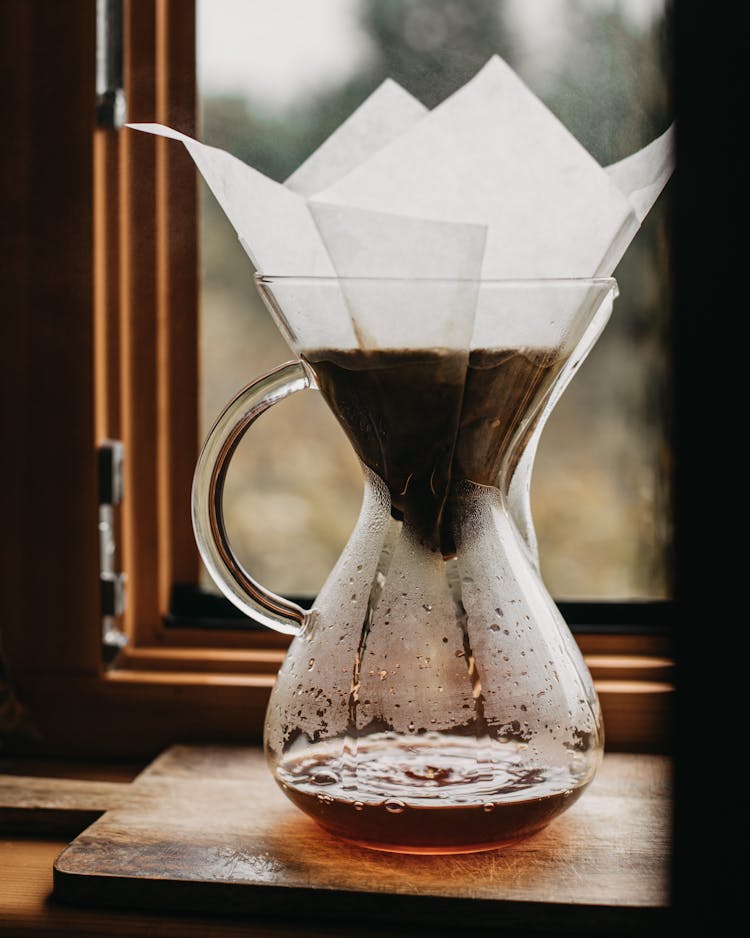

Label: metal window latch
[96,0,126,129]
[98,440,128,656]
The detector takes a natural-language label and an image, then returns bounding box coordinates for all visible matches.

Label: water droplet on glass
[422,603,433,612]
[407,721,416,733]
[385,800,405,814]
[308,658,315,671]
[353,801,364,811]
[489,623,501,631]
[483,802,495,813]
[311,770,339,786]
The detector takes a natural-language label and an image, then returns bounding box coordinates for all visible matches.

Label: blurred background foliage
[198,0,672,599]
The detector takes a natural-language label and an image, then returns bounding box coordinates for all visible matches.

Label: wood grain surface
[6,746,669,936]
[4,839,464,938]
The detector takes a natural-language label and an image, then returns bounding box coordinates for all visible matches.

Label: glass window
[197,0,672,600]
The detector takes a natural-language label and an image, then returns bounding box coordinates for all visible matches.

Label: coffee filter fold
[284,79,428,197]
[127,52,673,348]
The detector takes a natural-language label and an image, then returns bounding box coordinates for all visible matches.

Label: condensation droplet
[385,800,405,814]
[311,770,339,786]
[407,721,416,732]
[353,801,364,811]
[308,658,315,671]
[489,623,501,631]
[483,802,495,813]
[422,603,433,612]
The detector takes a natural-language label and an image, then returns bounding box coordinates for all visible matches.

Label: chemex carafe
[192,276,618,854]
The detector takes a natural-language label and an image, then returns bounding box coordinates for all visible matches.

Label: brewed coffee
[277,733,587,852]
[306,347,563,553]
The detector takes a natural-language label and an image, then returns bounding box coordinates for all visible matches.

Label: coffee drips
[306,347,563,553]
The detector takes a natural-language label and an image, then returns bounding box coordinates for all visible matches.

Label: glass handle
[191,360,311,636]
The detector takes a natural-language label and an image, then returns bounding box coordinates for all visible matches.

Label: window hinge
[98,439,127,659]
[96,0,126,129]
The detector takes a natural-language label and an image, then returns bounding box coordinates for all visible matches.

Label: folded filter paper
[129,54,673,349]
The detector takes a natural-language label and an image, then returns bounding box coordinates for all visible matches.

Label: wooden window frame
[0,0,672,760]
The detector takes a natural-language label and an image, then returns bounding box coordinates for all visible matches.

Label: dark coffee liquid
[306,347,563,553]
[277,735,586,853]
[457,348,564,486]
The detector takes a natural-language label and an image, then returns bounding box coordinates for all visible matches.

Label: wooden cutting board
[2,746,671,935]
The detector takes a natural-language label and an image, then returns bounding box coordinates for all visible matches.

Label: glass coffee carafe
[192,276,617,853]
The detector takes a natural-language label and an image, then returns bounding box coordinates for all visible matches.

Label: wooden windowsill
[0,748,671,937]
[1,838,384,938]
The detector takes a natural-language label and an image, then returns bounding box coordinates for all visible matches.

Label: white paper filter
[128,53,673,348]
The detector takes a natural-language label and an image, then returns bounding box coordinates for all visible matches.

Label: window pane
[197,0,672,599]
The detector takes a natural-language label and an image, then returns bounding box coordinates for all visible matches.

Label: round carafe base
[328,832,542,856]
[273,733,594,854]
[281,787,588,855]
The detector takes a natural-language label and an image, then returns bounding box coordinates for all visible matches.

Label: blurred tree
[543,1,671,165]
[201,0,517,180]
[358,0,515,106]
